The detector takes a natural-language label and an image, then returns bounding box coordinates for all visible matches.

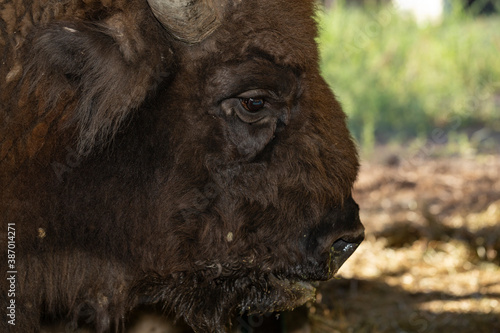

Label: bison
[0,0,364,332]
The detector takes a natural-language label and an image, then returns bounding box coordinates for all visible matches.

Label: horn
[147,0,222,43]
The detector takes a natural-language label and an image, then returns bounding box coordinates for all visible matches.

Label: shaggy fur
[0,0,364,332]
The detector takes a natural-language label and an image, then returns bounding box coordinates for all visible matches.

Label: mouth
[131,268,322,332]
[270,275,318,308]
[239,274,318,315]
[249,240,362,313]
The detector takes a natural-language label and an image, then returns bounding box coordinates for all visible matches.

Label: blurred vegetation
[316,1,500,151]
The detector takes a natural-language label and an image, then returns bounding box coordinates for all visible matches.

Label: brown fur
[0,1,364,332]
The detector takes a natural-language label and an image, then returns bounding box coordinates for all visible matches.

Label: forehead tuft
[189,0,319,69]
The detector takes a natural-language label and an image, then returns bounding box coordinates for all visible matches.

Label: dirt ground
[309,153,500,333]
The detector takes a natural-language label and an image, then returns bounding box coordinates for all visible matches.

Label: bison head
[129,0,364,330]
[1,0,363,332]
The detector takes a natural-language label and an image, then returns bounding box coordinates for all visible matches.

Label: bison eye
[240,97,265,113]
[222,89,277,124]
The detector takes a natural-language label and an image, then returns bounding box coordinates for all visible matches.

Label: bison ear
[27,17,173,153]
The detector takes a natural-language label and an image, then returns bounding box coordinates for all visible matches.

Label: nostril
[328,238,362,276]
[331,239,358,259]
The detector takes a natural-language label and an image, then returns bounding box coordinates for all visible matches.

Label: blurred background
[308,0,500,332]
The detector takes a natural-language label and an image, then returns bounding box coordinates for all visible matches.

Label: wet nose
[304,196,364,279]
[329,237,362,275]
[327,197,364,275]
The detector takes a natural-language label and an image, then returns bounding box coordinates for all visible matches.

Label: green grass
[316,2,500,151]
